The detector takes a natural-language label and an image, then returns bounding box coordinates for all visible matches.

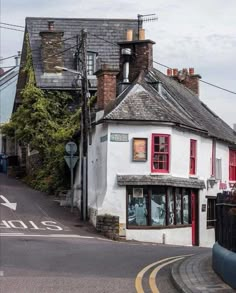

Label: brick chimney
[39,21,64,73]
[95,65,119,110]
[118,30,155,82]
[168,68,201,96]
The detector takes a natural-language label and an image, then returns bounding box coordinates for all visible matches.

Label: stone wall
[96,215,119,240]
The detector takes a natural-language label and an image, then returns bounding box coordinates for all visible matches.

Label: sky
[1,0,236,128]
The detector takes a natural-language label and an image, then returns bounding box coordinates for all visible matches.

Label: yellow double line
[135,254,193,293]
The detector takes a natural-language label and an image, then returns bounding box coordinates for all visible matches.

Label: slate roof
[103,69,236,145]
[25,17,138,89]
[117,175,206,189]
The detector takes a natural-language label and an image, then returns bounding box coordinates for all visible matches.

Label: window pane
[183,193,189,224]
[127,188,148,226]
[154,137,159,144]
[151,188,166,226]
[154,145,159,152]
[168,192,174,225]
[176,189,182,224]
[207,199,216,228]
[159,136,165,144]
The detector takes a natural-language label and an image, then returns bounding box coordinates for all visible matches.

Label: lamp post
[55,61,89,221]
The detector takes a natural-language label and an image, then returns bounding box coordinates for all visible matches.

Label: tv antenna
[137,14,158,40]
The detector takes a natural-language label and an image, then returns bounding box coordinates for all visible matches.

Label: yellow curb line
[135,254,193,293]
[149,257,184,293]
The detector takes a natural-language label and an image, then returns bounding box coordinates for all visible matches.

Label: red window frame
[190,139,197,175]
[151,134,170,173]
[229,149,236,181]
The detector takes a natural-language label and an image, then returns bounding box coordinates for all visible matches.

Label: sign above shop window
[133,187,144,198]
[132,138,147,162]
[110,133,129,142]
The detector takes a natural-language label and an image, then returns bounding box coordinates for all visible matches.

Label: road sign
[64,156,79,169]
[65,141,77,155]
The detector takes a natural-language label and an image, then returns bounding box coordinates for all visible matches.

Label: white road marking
[0,233,94,239]
[0,195,17,211]
[0,271,4,277]
[0,220,65,231]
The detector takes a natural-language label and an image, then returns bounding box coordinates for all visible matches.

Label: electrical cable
[0,22,24,28]
[0,55,20,61]
[153,60,236,95]
[0,26,24,32]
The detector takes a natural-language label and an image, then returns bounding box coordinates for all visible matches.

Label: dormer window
[87,51,97,76]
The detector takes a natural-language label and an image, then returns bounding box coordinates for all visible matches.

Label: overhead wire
[0,22,24,28]
[2,25,235,96]
[0,26,24,32]
[153,60,236,95]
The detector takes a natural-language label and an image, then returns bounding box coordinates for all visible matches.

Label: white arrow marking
[0,195,17,211]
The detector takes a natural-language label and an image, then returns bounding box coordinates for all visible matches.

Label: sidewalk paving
[171,251,235,293]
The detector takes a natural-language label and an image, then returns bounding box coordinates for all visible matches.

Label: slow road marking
[0,220,64,231]
[135,254,193,293]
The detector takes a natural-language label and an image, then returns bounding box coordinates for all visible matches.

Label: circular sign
[65,141,77,155]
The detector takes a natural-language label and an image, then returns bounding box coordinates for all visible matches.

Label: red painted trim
[151,134,170,173]
[229,149,236,181]
[191,192,196,245]
[190,139,197,175]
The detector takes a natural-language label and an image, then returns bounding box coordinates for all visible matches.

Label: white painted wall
[86,120,231,247]
[126,227,192,246]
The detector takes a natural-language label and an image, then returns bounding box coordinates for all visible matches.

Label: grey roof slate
[25,17,138,89]
[103,70,236,144]
[117,175,206,189]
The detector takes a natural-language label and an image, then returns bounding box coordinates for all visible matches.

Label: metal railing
[215,190,236,252]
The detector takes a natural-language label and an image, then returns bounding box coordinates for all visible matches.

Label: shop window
[207,198,216,228]
[127,186,192,228]
[152,134,170,173]
[127,187,148,226]
[151,187,166,226]
[190,139,197,175]
[229,149,236,181]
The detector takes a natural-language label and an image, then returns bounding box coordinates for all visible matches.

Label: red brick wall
[96,68,119,110]
[119,40,154,82]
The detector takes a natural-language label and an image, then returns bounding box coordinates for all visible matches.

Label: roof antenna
[137,14,158,40]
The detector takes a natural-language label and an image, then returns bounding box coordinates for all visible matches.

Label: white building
[75,35,236,247]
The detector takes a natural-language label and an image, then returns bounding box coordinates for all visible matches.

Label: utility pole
[80,29,89,221]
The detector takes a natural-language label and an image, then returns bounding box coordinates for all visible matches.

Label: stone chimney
[39,21,64,73]
[95,64,119,110]
[118,30,155,83]
[168,67,201,96]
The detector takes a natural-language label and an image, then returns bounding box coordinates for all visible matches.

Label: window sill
[207,226,215,230]
[189,175,199,179]
[150,172,170,176]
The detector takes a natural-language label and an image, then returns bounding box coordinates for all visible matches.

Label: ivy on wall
[1,34,83,193]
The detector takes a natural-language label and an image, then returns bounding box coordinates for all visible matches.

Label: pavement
[171,251,235,293]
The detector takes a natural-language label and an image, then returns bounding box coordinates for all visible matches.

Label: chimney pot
[173,68,178,76]
[48,21,54,31]
[189,67,194,75]
[126,29,133,41]
[139,29,145,40]
[167,68,172,76]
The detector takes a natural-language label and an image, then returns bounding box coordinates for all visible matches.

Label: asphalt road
[0,173,209,293]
